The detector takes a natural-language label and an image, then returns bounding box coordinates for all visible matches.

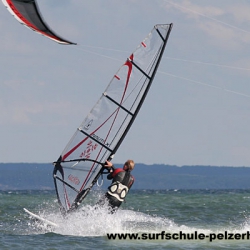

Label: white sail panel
[53,24,173,213]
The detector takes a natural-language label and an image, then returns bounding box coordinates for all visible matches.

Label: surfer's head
[124,160,135,171]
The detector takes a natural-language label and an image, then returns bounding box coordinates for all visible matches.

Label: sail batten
[156,28,165,41]
[53,23,173,213]
[54,175,80,193]
[104,94,134,116]
[130,60,151,79]
[78,129,113,151]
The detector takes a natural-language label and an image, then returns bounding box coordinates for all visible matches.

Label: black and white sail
[53,24,173,213]
[2,0,76,44]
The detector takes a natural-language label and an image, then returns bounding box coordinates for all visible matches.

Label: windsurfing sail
[2,0,76,45]
[53,23,173,213]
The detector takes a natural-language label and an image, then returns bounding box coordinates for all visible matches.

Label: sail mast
[109,24,173,160]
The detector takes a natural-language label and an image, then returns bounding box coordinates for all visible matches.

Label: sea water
[1,189,250,250]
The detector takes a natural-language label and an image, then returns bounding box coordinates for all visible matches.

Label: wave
[23,203,250,239]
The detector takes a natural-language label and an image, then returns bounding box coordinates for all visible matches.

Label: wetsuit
[99,165,134,212]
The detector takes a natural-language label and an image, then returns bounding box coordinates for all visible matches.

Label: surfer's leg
[106,195,122,213]
[95,193,122,213]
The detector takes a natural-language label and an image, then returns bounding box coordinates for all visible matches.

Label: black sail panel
[2,0,76,44]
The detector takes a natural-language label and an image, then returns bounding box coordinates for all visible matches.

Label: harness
[107,170,131,202]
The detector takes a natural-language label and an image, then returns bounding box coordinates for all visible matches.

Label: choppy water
[1,189,250,249]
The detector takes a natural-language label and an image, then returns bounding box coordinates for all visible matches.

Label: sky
[1,0,250,167]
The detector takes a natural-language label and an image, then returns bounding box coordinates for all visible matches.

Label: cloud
[1,0,250,165]
[0,99,78,126]
[163,0,250,47]
[228,4,250,24]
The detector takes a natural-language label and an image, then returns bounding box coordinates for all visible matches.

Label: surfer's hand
[104,161,113,168]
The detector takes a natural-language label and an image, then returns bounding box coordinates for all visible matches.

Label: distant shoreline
[1,163,250,190]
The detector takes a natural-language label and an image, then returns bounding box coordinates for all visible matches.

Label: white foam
[25,202,250,238]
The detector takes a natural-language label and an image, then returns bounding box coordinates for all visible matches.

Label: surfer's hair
[125,160,135,171]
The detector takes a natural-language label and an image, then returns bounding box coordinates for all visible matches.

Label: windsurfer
[97,160,135,213]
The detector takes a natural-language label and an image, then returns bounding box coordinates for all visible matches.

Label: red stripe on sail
[79,54,134,191]
[6,0,66,43]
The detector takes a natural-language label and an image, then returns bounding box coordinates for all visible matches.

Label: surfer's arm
[105,161,115,179]
[105,161,114,172]
[104,161,113,168]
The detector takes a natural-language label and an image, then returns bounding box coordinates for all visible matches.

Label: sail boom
[54,158,104,165]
